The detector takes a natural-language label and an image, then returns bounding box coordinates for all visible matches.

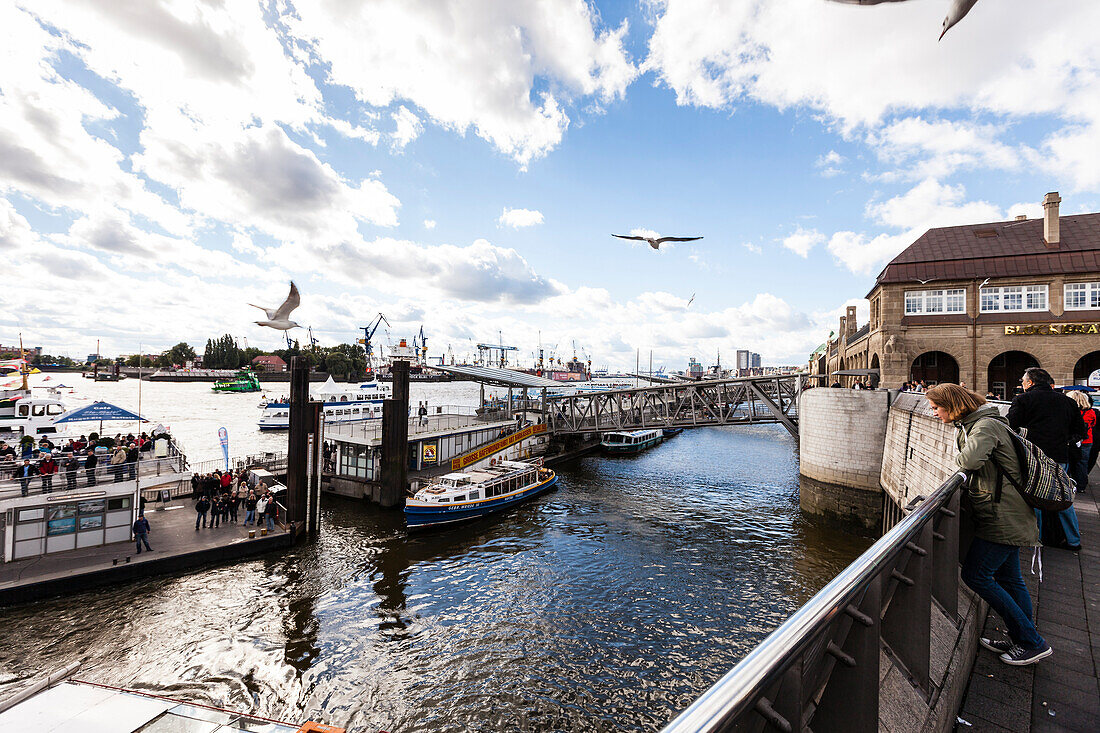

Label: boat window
[454,494,466,502]
[18,404,29,417]
[469,491,479,500]
[47,404,65,415]
[438,497,449,503]
[32,405,45,417]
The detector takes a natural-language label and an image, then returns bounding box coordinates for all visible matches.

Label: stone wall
[798,388,891,531]
[880,393,1009,513]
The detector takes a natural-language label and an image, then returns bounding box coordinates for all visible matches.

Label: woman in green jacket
[926,384,1052,667]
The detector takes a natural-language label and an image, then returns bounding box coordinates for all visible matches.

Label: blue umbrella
[54,401,147,423]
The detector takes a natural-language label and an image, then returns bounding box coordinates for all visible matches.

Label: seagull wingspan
[655,236,704,244]
[248,303,278,320]
[271,282,301,321]
[612,234,647,241]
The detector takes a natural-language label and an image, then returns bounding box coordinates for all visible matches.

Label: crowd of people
[925,367,1096,668]
[3,432,158,496]
[190,467,279,532]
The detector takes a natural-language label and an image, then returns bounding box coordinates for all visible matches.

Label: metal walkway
[545,374,803,437]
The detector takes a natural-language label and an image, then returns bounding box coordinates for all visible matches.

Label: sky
[2,0,1099,371]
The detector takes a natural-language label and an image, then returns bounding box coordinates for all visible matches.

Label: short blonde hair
[1069,390,1092,410]
[925,383,987,421]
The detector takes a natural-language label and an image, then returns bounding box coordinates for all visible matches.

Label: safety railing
[1,454,190,500]
[187,452,288,478]
[661,471,968,733]
[324,411,494,443]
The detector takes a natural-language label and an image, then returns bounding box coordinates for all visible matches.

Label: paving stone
[1040,628,1095,660]
[1031,698,1100,733]
[961,689,1031,731]
[1034,662,1100,695]
[1033,675,1100,717]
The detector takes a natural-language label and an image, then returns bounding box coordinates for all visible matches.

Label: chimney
[1043,191,1061,247]
[1014,214,1027,221]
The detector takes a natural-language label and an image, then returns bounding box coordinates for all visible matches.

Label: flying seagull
[249,281,302,331]
[686,292,696,308]
[613,234,704,250]
[825,0,980,40]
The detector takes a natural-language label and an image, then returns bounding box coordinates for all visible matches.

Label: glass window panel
[925,290,944,312]
[980,289,998,311]
[1002,287,1023,310]
[905,292,922,314]
[945,289,965,312]
[1065,283,1087,309]
[1026,285,1047,310]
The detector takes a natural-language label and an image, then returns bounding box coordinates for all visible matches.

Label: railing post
[880,520,933,696]
[812,574,881,732]
[931,488,960,621]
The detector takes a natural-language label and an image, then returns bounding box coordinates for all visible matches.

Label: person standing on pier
[63,453,79,490]
[1067,391,1094,492]
[418,401,428,426]
[39,454,57,493]
[243,491,257,526]
[195,495,210,530]
[126,442,138,480]
[110,444,127,482]
[132,513,152,554]
[927,384,1052,666]
[255,492,268,530]
[210,494,222,528]
[84,449,98,486]
[1007,368,1085,551]
[14,459,37,496]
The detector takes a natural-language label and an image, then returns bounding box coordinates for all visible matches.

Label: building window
[904,289,966,315]
[980,284,1048,313]
[1065,282,1100,310]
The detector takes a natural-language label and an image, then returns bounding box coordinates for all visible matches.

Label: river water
[0,376,870,732]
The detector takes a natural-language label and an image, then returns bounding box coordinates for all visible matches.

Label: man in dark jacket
[63,453,80,490]
[84,449,98,486]
[1007,367,1086,550]
[132,513,152,553]
[126,443,139,480]
[195,495,210,529]
[14,459,37,496]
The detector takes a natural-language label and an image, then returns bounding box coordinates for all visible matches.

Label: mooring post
[286,356,310,529]
[380,360,410,507]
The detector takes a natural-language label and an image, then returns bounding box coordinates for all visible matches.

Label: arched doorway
[988,351,1040,400]
[1073,351,1100,386]
[870,354,881,388]
[910,351,959,386]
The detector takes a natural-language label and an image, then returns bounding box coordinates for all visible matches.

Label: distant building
[750,352,761,368]
[252,355,288,372]
[0,345,43,358]
[811,191,1100,395]
[86,353,102,364]
[735,349,761,375]
[687,357,704,379]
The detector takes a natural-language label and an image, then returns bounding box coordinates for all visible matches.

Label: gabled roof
[871,213,1100,295]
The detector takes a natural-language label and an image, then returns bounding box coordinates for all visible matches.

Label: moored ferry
[257,376,391,430]
[600,428,663,454]
[405,459,557,530]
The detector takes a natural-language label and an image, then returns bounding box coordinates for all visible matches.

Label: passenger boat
[600,428,663,454]
[405,459,557,529]
[212,368,262,393]
[257,376,391,430]
[662,427,684,438]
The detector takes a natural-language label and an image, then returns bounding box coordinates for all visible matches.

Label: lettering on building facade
[1003,323,1100,336]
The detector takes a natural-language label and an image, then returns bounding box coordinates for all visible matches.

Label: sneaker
[980,637,1013,654]
[1000,643,1052,666]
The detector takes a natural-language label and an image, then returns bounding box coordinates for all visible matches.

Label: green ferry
[212,369,262,393]
[600,428,663,454]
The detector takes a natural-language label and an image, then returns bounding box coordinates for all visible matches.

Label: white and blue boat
[257,376,391,431]
[600,428,663,454]
[405,459,558,530]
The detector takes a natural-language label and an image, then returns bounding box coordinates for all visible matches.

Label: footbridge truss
[546,374,804,438]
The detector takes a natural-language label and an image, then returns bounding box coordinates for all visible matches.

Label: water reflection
[0,426,869,732]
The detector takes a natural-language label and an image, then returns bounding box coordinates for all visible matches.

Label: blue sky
[2,1,1099,370]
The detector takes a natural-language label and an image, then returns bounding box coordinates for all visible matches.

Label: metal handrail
[0,455,188,499]
[662,470,968,732]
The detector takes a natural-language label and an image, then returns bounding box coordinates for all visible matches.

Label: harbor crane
[359,313,389,374]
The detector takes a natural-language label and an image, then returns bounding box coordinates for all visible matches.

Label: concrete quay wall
[798,388,891,532]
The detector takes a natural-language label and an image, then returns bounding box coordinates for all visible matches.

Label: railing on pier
[547,374,803,438]
[1,454,189,500]
[662,471,968,733]
[323,406,493,444]
[186,451,288,478]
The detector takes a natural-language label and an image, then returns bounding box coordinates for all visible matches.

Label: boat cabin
[413,460,540,504]
[0,396,67,438]
[602,429,661,446]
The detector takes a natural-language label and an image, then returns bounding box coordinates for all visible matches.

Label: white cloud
[827,178,1005,275]
[866,117,1027,180]
[498,207,545,229]
[391,106,423,149]
[815,150,845,177]
[781,227,824,258]
[644,1,1100,190]
[423,219,437,230]
[287,0,638,166]
[743,242,762,254]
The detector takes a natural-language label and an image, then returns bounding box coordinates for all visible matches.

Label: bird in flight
[825,0,980,40]
[686,292,696,308]
[249,281,302,331]
[612,234,703,250]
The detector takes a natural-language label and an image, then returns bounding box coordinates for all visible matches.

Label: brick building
[812,192,1100,397]
[251,354,288,372]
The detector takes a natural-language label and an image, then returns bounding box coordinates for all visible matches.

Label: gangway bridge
[428,365,804,437]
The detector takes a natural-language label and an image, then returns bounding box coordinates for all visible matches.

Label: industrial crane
[358,313,389,376]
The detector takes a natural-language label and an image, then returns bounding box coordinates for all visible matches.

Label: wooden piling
[379,360,410,507]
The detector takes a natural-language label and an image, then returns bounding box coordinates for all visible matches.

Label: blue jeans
[1035,462,1082,547]
[1071,446,1091,491]
[244,509,255,525]
[135,532,151,553]
[962,537,1045,650]
[265,514,275,531]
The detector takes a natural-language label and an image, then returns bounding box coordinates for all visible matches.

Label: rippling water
[2,378,869,731]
